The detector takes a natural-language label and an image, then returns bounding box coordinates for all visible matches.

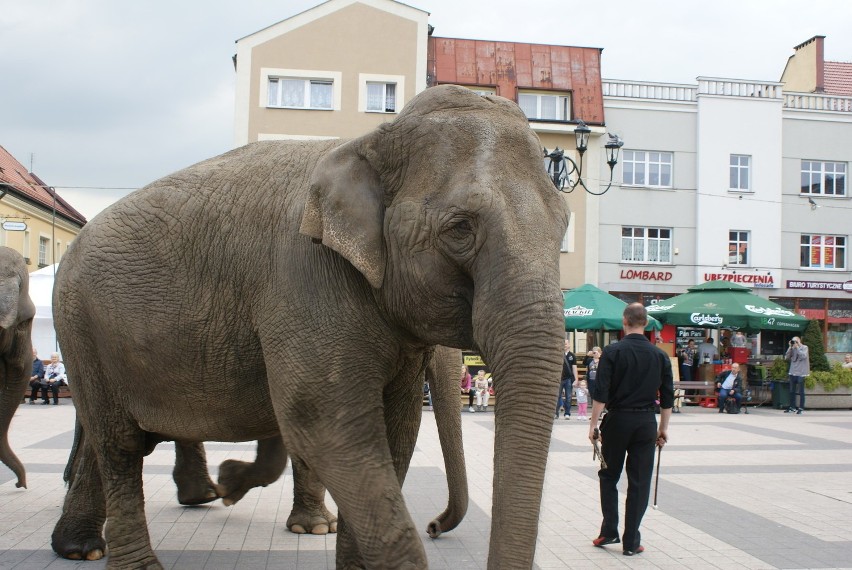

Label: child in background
[574,378,590,421]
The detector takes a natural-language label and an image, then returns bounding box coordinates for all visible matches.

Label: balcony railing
[697,77,783,99]
[602,79,696,102]
[783,92,852,112]
[604,77,852,113]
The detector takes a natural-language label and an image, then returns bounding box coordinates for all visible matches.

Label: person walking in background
[28,348,45,404]
[842,354,852,369]
[555,339,578,420]
[784,336,810,415]
[573,378,590,420]
[589,303,673,557]
[586,346,601,399]
[42,352,67,405]
[677,339,697,382]
[474,369,490,412]
[460,365,475,413]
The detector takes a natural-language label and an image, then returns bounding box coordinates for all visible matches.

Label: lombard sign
[619,268,673,281]
[703,270,778,289]
[564,305,594,317]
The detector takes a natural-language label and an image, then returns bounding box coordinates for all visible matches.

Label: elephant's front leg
[279,377,426,568]
[335,354,429,569]
[173,442,218,505]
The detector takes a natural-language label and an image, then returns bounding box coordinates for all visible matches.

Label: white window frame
[260,68,342,111]
[517,90,571,121]
[560,212,576,253]
[801,160,846,196]
[22,230,30,263]
[729,154,751,192]
[621,226,673,264]
[621,150,673,188]
[800,234,846,270]
[728,230,749,266]
[358,74,405,114]
[38,236,49,266]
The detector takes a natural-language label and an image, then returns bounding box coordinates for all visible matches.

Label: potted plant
[805,363,852,409]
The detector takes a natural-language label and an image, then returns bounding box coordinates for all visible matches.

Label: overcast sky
[3,0,852,220]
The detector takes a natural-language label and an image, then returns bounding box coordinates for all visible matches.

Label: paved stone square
[1,400,850,569]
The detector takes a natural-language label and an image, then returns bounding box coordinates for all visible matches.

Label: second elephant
[171,345,467,538]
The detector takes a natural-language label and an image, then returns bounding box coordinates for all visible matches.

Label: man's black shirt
[561,351,576,382]
[592,334,674,410]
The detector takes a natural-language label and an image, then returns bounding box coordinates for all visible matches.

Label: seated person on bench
[715,363,743,413]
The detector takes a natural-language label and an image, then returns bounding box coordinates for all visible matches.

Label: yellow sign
[463,354,485,366]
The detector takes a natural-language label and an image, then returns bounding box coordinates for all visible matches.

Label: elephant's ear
[299,140,386,289]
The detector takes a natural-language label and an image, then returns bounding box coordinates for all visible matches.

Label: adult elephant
[172,345,467,538]
[0,247,35,489]
[51,85,568,569]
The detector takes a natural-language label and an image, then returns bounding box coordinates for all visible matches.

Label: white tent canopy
[29,264,60,359]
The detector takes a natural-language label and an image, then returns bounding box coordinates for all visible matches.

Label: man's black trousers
[598,410,657,551]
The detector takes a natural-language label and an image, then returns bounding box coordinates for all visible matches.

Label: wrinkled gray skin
[51,85,568,569]
[0,247,35,489]
[173,346,466,538]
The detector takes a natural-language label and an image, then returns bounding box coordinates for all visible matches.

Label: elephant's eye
[453,219,473,233]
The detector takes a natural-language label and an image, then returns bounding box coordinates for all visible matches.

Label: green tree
[802,320,830,372]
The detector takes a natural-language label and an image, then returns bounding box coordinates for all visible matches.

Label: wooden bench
[674,380,716,407]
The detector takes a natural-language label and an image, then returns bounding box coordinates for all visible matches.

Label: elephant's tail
[63,417,84,485]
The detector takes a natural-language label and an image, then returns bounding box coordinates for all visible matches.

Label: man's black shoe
[623,546,644,556]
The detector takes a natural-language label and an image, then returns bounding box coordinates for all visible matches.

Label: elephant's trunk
[0,328,31,489]
[426,346,467,538]
[474,279,563,569]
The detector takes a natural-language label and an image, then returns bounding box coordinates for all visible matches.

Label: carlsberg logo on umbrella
[564,305,594,317]
[745,305,796,317]
[690,313,723,326]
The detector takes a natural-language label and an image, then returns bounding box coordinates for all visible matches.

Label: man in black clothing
[555,339,577,419]
[588,303,673,556]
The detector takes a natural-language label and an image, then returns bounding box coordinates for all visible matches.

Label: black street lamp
[543,120,624,196]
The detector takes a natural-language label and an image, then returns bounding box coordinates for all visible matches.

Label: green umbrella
[563,284,662,331]
[645,280,808,333]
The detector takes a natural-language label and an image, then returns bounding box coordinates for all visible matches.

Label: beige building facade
[233,0,618,293]
[233,0,429,146]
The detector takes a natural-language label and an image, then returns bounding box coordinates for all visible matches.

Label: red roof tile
[823,61,852,96]
[0,145,86,226]
[428,37,605,125]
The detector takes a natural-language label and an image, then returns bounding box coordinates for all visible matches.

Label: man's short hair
[623,303,648,328]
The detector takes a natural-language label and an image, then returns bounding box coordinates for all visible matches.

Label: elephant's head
[0,246,35,489]
[301,85,569,567]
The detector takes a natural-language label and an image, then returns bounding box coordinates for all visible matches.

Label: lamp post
[543,120,624,196]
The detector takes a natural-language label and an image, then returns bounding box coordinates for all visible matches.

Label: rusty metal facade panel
[429,37,605,124]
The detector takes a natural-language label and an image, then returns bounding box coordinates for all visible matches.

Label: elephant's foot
[176,476,218,506]
[287,502,338,535]
[51,513,106,562]
[215,459,262,506]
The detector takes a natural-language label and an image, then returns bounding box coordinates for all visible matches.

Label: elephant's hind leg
[98,439,161,569]
[52,438,107,561]
[287,456,337,535]
[173,442,218,505]
[215,435,288,506]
